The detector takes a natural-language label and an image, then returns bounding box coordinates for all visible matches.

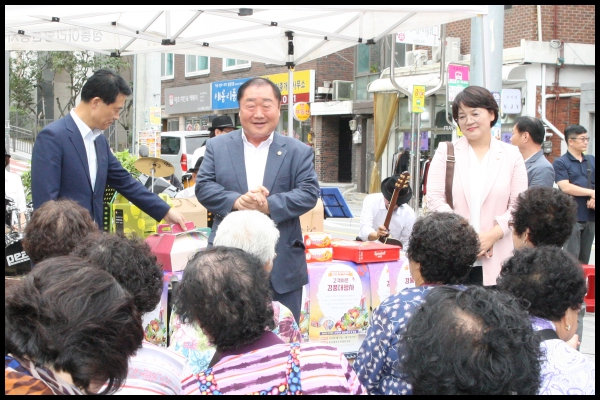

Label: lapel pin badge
[277,151,282,156]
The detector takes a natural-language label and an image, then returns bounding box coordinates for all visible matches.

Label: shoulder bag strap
[536,328,560,341]
[445,141,455,210]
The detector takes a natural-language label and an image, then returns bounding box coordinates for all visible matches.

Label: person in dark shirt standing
[553,124,595,264]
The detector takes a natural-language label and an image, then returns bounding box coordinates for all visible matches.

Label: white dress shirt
[242,130,274,191]
[70,109,102,190]
[359,192,416,248]
[5,170,27,225]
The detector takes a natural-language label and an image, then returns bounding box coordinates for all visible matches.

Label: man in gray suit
[510,116,555,187]
[196,77,319,321]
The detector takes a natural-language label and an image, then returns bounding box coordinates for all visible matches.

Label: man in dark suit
[31,69,186,230]
[196,77,320,321]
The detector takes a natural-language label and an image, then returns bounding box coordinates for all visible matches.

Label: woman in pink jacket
[426,86,527,286]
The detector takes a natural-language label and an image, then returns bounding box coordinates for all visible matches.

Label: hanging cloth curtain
[369,91,400,193]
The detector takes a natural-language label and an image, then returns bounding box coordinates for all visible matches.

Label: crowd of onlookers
[5,183,595,395]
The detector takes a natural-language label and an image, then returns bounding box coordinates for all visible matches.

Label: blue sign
[211,78,250,110]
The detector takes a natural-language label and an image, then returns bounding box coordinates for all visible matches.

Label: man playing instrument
[358,174,415,248]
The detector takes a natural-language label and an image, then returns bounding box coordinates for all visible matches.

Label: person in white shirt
[359,174,415,249]
[176,154,203,198]
[190,115,236,170]
[5,149,27,231]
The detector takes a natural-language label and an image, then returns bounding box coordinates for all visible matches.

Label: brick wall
[314,116,340,182]
[446,5,596,55]
[535,87,582,163]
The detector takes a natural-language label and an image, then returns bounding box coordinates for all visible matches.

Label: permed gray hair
[214,210,279,266]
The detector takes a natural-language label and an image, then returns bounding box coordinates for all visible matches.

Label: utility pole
[469,5,504,93]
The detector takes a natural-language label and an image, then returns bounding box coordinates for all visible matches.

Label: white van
[160,130,210,180]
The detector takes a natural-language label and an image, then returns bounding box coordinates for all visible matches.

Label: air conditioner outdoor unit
[332,80,353,101]
[405,50,428,67]
[432,37,461,63]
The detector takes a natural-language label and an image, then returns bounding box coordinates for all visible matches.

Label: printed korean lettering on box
[308,261,371,354]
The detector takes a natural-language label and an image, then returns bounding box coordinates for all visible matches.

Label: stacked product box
[300,254,415,356]
[330,238,401,263]
[306,260,371,357]
[304,232,333,263]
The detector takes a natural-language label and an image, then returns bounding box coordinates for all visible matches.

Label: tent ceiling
[6,6,488,66]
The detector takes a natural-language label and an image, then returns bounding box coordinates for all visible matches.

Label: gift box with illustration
[330,238,401,263]
[145,222,209,272]
[306,260,371,355]
[367,253,415,313]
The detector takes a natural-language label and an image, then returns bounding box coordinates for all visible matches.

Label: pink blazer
[427,137,527,285]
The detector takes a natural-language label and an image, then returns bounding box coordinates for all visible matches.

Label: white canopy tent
[6,5,488,136]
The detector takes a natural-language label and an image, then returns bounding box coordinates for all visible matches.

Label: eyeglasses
[457,112,481,124]
[570,136,590,142]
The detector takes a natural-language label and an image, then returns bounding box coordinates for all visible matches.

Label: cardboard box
[307,260,371,355]
[145,222,209,272]
[112,193,172,238]
[367,254,415,312]
[171,197,208,228]
[300,284,310,342]
[304,232,332,248]
[305,247,333,263]
[330,239,401,263]
[299,198,324,233]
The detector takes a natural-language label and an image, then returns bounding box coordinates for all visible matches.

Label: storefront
[162,71,316,149]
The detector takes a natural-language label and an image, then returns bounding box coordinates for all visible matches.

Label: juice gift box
[330,238,401,263]
[145,222,209,272]
[367,253,416,313]
[306,260,371,356]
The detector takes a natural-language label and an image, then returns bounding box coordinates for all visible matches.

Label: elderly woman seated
[169,210,301,374]
[22,198,99,265]
[399,285,543,395]
[353,212,480,394]
[5,256,143,395]
[72,232,186,395]
[176,247,365,395]
[497,246,595,395]
[510,186,577,249]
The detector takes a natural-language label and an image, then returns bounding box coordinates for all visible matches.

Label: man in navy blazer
[196,77,319,321]
[32,69,186,230]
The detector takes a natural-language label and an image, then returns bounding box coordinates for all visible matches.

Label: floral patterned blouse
[169,301,302,375]
[353,286,436,395]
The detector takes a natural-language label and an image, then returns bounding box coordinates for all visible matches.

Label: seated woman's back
[498,246,594,395]
[175,247,365,395]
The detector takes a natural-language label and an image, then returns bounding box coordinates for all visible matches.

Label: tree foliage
[8,51,48,115]
[9,51,132,127]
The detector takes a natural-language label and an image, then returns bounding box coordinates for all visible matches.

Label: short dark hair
[237,77,282,105]
[5,256,143,395]
[498,246,586,321]
[80,69,132,104]
[406,212,479,284]
[399,285,542,395]
[71,232,164,314]
[23,199,99,264]
[174,247,275,351]
[564,124,587,142]
[514,116,546,145]
[451,85,499,128]
[511,186,577,247]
